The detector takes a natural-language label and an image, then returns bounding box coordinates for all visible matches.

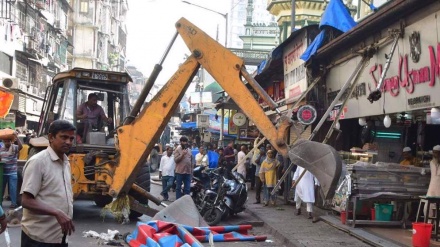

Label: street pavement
[148,174,376,247]
[243,189,373,247]
[0,171,405,247]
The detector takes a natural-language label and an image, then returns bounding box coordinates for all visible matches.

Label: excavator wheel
[128,163,151,219]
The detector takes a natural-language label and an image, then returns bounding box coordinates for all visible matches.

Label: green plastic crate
[374,203,393,221]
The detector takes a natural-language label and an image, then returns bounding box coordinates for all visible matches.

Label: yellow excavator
[24,17,342,218]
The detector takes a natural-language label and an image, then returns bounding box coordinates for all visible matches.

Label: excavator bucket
[288,139,342,200]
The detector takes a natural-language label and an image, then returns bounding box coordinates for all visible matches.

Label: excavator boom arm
[112,56,200,195]
[111,18,340,201]
[111,17,289,196]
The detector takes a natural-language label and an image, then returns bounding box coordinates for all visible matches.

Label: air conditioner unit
[1,77,19,89]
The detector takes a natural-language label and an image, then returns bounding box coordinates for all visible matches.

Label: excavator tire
[128,163,151,219]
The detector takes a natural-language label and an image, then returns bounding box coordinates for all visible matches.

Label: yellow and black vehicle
[25,17,342,219]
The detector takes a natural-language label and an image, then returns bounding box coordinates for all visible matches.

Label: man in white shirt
[159,146,176,201]
[195,146,208,167]
[236,145,247,178]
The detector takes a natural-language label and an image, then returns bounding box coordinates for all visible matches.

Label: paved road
[0,172,282,246]
[0,172,378,247]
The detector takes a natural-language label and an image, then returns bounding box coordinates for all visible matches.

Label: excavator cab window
[40,80,76,135]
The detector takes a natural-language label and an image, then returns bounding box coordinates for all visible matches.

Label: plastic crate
[374,203,393,221]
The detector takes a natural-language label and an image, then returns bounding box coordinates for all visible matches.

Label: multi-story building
[70,0,128,71]
[0,0,128,130]
[0,0,72,130]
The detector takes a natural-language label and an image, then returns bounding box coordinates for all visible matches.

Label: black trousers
[249,165,256,189]
[21,231,68,247]
[255,176,263,202]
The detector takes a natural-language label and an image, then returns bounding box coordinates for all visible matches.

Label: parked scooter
[190,166,248,224]
[222,171,248,220]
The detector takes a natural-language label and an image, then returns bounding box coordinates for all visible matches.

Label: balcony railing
[229,48,270,66]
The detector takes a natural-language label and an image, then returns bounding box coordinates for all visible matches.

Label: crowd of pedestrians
[154,134,319,224]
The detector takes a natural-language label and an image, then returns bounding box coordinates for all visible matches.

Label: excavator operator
[76,93,113,142]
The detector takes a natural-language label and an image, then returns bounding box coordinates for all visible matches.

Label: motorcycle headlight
[237,177,245,184]
[227,180,236,188]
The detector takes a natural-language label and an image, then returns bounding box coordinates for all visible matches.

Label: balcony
[267,0,326,16]
[229,48,270,66]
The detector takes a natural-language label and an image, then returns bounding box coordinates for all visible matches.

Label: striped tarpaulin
[126,221,267,247]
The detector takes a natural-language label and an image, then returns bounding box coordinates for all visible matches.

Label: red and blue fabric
[126,221,267,247]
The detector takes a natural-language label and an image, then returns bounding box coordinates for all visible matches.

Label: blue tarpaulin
[299,31,326,64]
[180,122,197,130]
[301,0,357,62]
[319,0,356,32]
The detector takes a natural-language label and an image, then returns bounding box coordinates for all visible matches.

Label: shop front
[309,0,440,227]
[324,5,440,162]
[255,25,320,145]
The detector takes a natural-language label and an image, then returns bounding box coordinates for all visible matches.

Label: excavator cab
[37,68,131,147]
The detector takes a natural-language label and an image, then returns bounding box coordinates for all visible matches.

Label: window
[80,0,88,13]
[62,82,76,122]
[32,100,38,111]
[0,52,12,75]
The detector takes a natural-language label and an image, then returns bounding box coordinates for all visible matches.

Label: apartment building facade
[0,0,128,130]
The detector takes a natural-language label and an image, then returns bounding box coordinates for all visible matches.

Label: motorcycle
[191,166,248,225]
[221,171,248,220]
[191,166,227,225]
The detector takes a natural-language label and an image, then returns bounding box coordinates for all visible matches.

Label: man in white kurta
[236,145,247,178]
[427,145,440,197]
[425,145,440,217]
[293,166,319,220]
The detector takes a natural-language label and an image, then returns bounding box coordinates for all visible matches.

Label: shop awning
[177,122,197,130]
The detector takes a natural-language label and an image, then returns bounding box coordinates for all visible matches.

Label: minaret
[240,0,280,51]
[243,0,254,49]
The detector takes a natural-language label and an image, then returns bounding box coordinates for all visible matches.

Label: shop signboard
[325,11,440,118]
[284,32,307,104]
[0,113,15,129]
[328,104,347,121]
[203,109,229,135]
